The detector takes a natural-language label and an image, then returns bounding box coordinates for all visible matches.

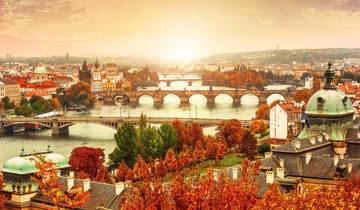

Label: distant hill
[199,48,360,65]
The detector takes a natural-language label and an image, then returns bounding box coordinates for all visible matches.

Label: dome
[34,66,47,74]
[2,152,69,175]
[305,89,355,117]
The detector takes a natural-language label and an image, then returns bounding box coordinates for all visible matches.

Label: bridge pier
[166,82,171,87]
[0,122,5,135]
[154,96,164,105]
[258,97,267,105]
[188,81,192,86]
[233,97,241,106]
[180,96,190,106]
[129,97,139,106]
[51,119,69,136]
[207,96,215,106]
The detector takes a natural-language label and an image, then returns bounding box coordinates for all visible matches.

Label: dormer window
[342,96,348,105]
[317,97,325,111]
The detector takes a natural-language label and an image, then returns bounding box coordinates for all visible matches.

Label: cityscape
[0,0,360,209]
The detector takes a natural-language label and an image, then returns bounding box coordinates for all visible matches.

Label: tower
[79,60,92,85]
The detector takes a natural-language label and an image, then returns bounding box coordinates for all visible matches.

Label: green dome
[34,66,47,74]
[305,89,355,117]
[2,152,69,175]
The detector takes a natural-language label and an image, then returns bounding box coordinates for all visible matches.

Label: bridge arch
[189,94,207,104]
[214,94,233,104]
[137,94,155,104]
[241,94,260,105]
[4,122,52,129]
[267,93,285,104]
[163,94,181,104]
[58,121,118,130]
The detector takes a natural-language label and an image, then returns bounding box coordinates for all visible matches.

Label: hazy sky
[0,0,359,60]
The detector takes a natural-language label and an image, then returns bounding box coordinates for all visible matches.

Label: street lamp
[128,104,130,118]
[195,105,198,119]
[119,106,122,118]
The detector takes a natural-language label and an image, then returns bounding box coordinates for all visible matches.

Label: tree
[2,96,14,110]
[28,95,53,114]
[33,155,89,209]
[95,165,113,183]
[257,144,271,155]
[255,104,270,120]
[241,130,257,160]
[158,123,177,154]
[294,89,314,103]
[216,119,243,152]
[108,123,137,169]
[66,82,95,108]
[164,148,178,172]
[172,120,204,151]
[52,97,62,109]
[0,172,6,208]
[139,127,164,161]
[116,161,133,182]
[250,120,268,135]
[69,146,105,179]
[133,156,151,181]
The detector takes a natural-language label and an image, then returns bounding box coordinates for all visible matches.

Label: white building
[305,76,313,89]
[0,81,5,98]
[91,80,102,93]
[270,101,303,139]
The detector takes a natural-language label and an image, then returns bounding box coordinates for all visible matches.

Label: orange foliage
[255,104,270,120]
[172,120,204,151]
[294,89,314,103]
[0,172,6,207]
[116,161,134,182]
[216,119,244,151]
[202,70,266,88]
[33,155,89,209]
[133,156,151,181]
[51,97,62,109]
[250,120,268,134]
[95,165,113,183]
[164,148,178,172]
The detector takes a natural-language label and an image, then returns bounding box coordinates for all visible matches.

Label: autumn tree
[69,146,105,179]
[33,155,89,209]
[172,120,204,151]
[294,89,314,103]
[255,104,270,120]
[108,123,137,169]
[116,161,133,182]
[240,130,257,160]
[250,120,268,135]
[95,165,113,184]
[133,156,151,181]
[65,81,95,108]
[0,172,6,208]
[216,119,243,152]
[164,148,178,172]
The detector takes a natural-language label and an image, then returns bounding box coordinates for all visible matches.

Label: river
[0,79,289,168]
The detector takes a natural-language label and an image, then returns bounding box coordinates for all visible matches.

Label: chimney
[83,178,91,191]
[309,137,316,145]
[264,152,272,158]
[348,163,353,173]
[115,182,125,195]
[305,152,312,164]
[279,159,284,168]
[69,171,75,177]
[213,170,219,182]
[340,153,344,159]
[294,141,301,149]
[232,167,238,180]
[276,167,284,179]
[323,133,329,141]
[56,170,61,176]
[334,155,339,166]
[317,135,323,143]
[357,132,360,139]
[67,176,74,190]
[266,171,274,184]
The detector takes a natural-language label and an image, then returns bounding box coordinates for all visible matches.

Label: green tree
[108,123,137,170]
[66,82,95,108]
[2,96,14,110]
[159,123,177,155]
[29,96,52,114]
[257,144,271,155]
[139,127,164,161]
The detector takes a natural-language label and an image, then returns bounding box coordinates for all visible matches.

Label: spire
[82,60,88,71]
[323,61,336,90]
[95,58,100,69]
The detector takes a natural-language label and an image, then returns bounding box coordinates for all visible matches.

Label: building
[78,60,92,85]
[105,63,118,74]
[259,62,360,195]
[33,67,48,82]
[0,81,5,99]
[102,79,116,92]
[304,76,313,89]
[269,101,303,139]
[1,78,20,104]
[0,148,129,210]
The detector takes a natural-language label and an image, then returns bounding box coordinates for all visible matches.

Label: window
[317,97,325,111]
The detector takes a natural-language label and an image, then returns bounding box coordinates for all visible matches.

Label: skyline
[1,0,360,61]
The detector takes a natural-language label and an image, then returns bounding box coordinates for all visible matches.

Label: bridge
[97,88,301,106]
[158,78,202,86]
[0,117,252,136]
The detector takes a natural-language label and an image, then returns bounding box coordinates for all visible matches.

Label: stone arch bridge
[98,89,302,106]
[159,78,202,87]
[0,117,251,136]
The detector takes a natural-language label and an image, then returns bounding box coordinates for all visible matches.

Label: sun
[164,48,197,62]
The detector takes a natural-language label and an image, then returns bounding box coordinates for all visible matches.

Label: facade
[269,101,303,139]
[102,79,116,92]
[1,78,20,104]
[0,81,5,98]
[105,63,118,74]
[304,76,313,89]
[33,67,48,82]
[259,62,360,196]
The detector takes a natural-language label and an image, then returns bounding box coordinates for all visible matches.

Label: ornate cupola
[298,61,356,156]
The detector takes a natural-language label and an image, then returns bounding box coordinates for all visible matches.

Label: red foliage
[69,147,105,179]
[116,161,134,182]
[164,149,178,172]
[33,155,89,209]
[95,165,113,184]
[172,120,204,151]
[249,120,268,134]
[216,119,243,151]
[240,130,257,160]
[0,172,6,207]
[133,156,151,181]
[294,89,314,103]
[154,160,167,178]
[255,104,270,120]
[202,70,265,88]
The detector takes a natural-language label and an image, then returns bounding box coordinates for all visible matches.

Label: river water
[0,79,288,168]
